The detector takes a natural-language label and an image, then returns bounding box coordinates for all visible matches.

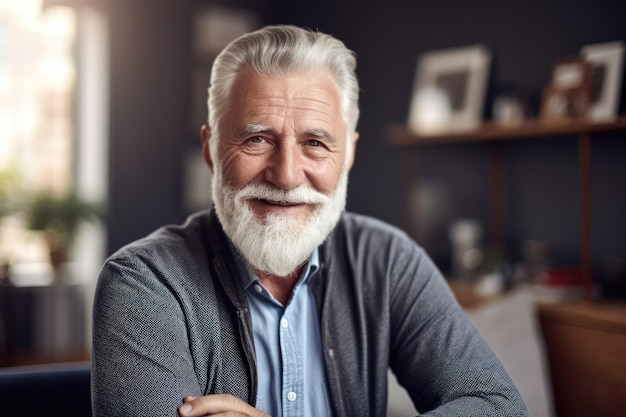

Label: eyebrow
[236,124,275,138]
[305,128,336,143]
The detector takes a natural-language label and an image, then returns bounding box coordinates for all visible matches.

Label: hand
[178,394,271,417]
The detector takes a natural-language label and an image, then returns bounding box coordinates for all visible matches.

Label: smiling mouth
[260,199,302,206]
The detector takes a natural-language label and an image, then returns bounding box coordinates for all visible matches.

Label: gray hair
[207,25,360,153]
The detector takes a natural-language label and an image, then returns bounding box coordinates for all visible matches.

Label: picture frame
[541,85,590,121]
[548,56,591,90]
[408,45,491,135]
[541,57,592,122]
[581,40,625,122]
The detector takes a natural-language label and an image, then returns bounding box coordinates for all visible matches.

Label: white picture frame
[581,40,625,122]
[408,45,491,135]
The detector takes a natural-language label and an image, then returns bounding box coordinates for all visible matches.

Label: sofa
[0,361,91,416]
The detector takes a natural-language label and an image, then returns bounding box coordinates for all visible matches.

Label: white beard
[212,169,348,277]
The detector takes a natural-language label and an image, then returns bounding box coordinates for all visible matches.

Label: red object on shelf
[541,267,583,286]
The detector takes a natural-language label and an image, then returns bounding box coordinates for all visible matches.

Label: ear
[200,124,214,173]
[345,131,360,172]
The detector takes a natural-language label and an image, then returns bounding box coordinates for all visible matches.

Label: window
[0,0,107,279]
[0,0,75,194]
[0,0,108,366]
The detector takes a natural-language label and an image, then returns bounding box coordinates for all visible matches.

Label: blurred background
[1,0,625,416]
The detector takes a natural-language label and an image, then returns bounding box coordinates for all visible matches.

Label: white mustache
[234,183,330,206]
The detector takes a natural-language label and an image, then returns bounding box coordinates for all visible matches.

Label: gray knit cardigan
[91,209,528,416]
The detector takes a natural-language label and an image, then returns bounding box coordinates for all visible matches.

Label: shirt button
[280,318,289,328]
[254,284,263,293]
[287,391,297,402]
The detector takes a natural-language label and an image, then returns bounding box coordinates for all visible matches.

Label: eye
[242,135,272,154]
[303,138,331,158]
[249,136,265,143]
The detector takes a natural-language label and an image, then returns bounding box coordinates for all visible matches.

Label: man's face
[218,71,354,219]
[205,71,358,277]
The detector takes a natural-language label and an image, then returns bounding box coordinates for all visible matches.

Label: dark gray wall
[105,0,626,289]
[107,0,191,252]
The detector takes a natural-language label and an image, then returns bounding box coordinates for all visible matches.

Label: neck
[255,266,303,305]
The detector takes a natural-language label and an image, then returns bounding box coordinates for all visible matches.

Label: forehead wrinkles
[233,72,342,118]
[252,87,336,115]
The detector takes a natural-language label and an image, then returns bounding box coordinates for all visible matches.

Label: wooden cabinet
[536,301,626,417]
[0,283,90,367]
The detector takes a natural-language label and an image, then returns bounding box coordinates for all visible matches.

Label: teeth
[264,199,298,206]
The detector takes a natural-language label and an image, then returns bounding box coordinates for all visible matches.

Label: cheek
[310,163,344,195]
[219,152,264,187]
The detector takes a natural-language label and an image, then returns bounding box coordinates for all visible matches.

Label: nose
[264,142,306,190]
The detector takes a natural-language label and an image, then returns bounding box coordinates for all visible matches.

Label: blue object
[0,362,91,416]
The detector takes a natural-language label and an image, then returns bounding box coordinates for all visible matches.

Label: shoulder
[326,211,438,279]
[338,211,408,236]
[99,210,213,289]
[332,211,451,285]
[335,211,420,253]
[109,211,210,263]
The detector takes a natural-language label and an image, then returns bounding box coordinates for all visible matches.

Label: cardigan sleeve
[91,255,203,417]
[388,241,528,416]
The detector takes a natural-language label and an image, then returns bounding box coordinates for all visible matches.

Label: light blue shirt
[235,248,332,417]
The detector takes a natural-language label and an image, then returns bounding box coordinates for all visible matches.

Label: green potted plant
[0,169,19,281]
[26,191,101,280]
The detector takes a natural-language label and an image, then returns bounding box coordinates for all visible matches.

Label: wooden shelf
[385,115,626,146]
[386,114,626,303]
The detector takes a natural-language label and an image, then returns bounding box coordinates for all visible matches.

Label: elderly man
[91,25,527,417]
